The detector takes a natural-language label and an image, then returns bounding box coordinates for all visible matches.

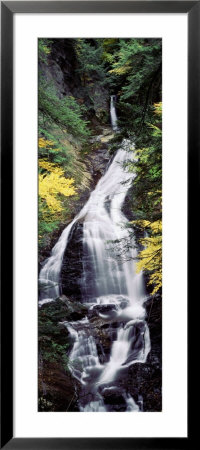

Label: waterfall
[39,96,151,411]
[110,95,118,131]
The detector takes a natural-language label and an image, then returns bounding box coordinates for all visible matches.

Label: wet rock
[38,360,79,412]
[90,303,118,316]
[58,295,88,321]
[60,223,84,301]
[88,146,110,187]
[101,387,127,412]
[125,297,162,411]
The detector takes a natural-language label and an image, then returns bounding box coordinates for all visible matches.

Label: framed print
[1,1,197,449]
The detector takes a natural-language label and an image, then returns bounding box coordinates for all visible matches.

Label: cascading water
[39,96,151,411]
[110,95,118,131]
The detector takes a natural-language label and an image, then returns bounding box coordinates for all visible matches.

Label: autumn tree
[128,102,162,295]
[38,39,91,250]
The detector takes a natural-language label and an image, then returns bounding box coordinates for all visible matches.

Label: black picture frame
[0,1,197,449]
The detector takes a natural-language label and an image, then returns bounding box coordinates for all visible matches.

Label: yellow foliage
[102,52,115,64]
[154,102,162,116]
[148,220,162,233]
[109,63,131,75]
[42,45,51,55]
[39,160,59,173]
[39,159,76,213]
[131,219,151,228]
[38,137,60,152]
[147,190,162,196]
[38,137,55,148]
[135,220,162,295]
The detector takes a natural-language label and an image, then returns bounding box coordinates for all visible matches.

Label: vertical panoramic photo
[38,38,162,412]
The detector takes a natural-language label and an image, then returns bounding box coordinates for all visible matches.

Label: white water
[110,95,118,131]
[39,97,151,411]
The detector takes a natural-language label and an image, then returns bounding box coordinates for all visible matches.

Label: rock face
[38,360,79,412]
[60,222,84,301]
[125,297,162,411]
[41,39,109,123]
[102,387,128,412]
[38,297,88,412]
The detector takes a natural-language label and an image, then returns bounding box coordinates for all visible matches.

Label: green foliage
[38,301,70,370]
[104,38,162,134]
[39,81,90,142]
[73,39,110,121]
[75,39,106,84]
[38,39,92,251]
[128,103,162,222]
[38,299,87,372]
[128,103,162,294]
[38,39,52,63]
[38,197,60,249]
[111,39,161,98]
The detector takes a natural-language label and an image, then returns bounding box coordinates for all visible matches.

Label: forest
[38,38,162,412]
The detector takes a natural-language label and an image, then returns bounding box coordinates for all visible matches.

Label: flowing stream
[39,97,151,411]
[110,95,118,131]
